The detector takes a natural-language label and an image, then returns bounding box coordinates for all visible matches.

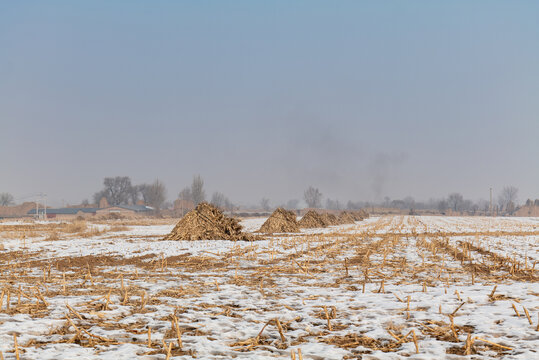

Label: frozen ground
[0,216,537,359]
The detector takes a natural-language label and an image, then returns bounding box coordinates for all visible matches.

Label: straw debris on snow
[164,202,252,241]
[259,208,299,233]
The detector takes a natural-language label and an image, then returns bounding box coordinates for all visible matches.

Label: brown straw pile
[164,202,252,241]
[337,211,357,225]
[259,208,300,234]
[298,210,328,229]
[320,213,340,226]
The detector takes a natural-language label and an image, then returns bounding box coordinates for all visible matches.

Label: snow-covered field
[0,216,537,359]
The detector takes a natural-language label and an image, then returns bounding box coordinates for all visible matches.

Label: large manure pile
[164,202,251,241]
[259,208,300,234]
[298,210,327,229]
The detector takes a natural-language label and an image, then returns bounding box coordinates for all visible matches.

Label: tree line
[92,177,167,210]
[1,179,535,217]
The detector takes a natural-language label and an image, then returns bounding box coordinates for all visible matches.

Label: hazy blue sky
[1,1,538,207]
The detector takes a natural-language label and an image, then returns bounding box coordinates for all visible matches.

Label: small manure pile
[298,210,327,229]
[338,211,356,224]
[259,208,300,234]
[164,202,251,241]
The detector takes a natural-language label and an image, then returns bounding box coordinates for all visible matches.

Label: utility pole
[489,187,493,217]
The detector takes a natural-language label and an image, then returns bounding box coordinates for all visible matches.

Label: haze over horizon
[1,1,538,207]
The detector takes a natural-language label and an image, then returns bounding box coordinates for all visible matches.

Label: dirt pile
[164,202,252,241]
[259,208,300,234]
[298,210,328,229]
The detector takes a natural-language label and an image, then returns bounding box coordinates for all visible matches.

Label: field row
[0,216,537,359]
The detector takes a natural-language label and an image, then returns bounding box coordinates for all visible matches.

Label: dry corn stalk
[474,337,512,350]
[172,314,183,349]
[323,306,333,331]
[14,334,20,360]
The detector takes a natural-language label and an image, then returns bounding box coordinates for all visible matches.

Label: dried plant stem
[520,306,532,325]
[14,334,20,360]
[464,333,473,355]
[323,306,332,331]
[512,303,520,317]
[172,314,183,349]
[275,318,287,343]
[474,337,512,350]
[412,330,419,353]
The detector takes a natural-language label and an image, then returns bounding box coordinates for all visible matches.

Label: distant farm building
[28,208,98,220]
[95,205,153,218]
[514,200,539,217]
[99,197,110,209]
[0,202,40,219]
[27,205,153,220]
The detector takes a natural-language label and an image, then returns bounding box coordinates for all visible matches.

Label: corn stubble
[0,214,536,359]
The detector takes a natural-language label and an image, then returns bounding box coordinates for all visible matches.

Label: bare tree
[140,179,167,210]
[403,196,415,209]
[211,192,227,209]
[461,199,474,212]
[93,190,107,206]
[285,199,299,210]
[391,200,405,209]
[477,199,490,213]
[224,198,234,211]
[447,193,463,212]
[498,186,518,213]
[326,198,342,210]
[346,200,364,210]
[191,175,206,206]
[437,199,448,213]
[178,187,193,202]
[94,177,134,206]
[304,186,322,208]
[0,193,14,206]
[128,185,141,205]
[260,198,270,211]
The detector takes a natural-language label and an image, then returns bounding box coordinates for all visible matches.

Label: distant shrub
[63,221,87,234]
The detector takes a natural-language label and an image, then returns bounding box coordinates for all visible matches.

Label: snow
[0,216,538,359]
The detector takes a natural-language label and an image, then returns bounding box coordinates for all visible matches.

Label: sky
[1,1,538,207]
